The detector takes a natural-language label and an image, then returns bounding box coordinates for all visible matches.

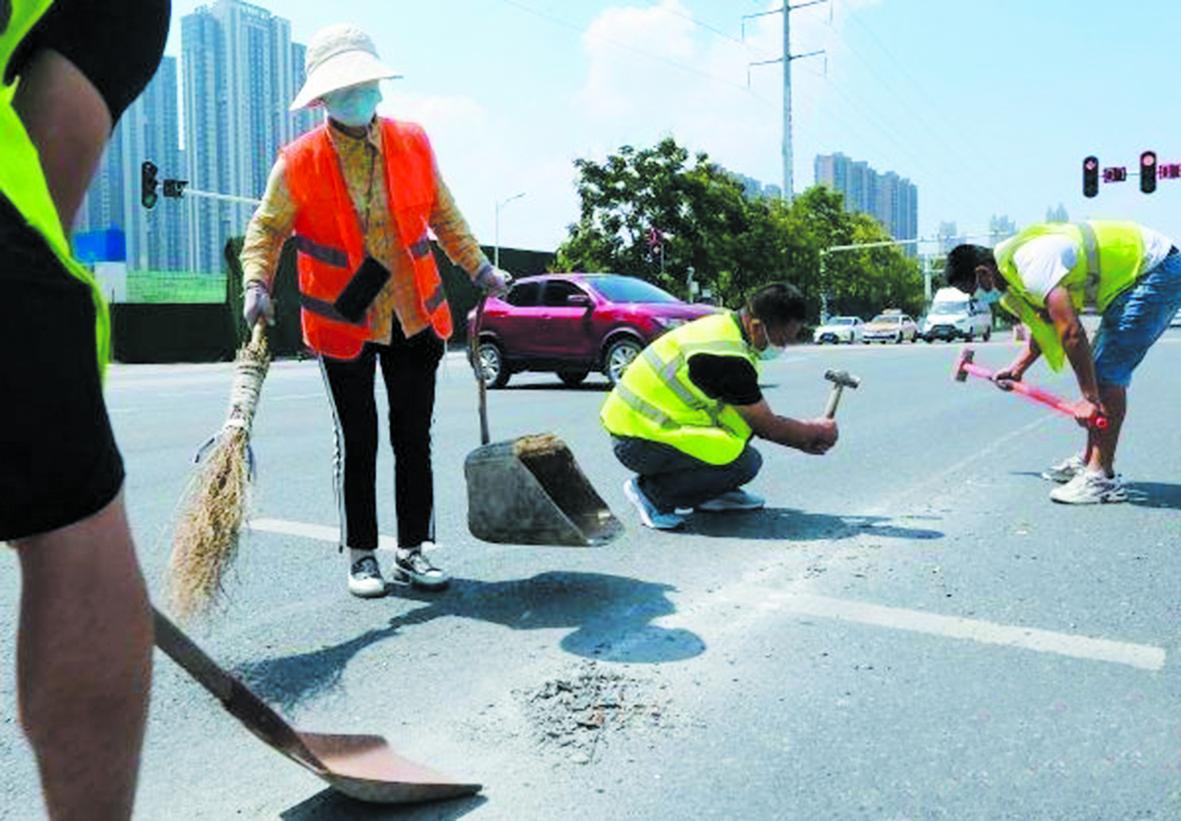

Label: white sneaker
[623,478,685,530]
[1049,470,1128,505]
[1042,454,1085,483]
[696,489,766,512]
[348,554,387,598]
[392,543,450,590]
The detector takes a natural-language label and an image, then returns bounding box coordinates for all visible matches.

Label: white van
[920,287,993,342]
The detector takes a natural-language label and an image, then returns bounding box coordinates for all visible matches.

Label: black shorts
[0,195,124,541]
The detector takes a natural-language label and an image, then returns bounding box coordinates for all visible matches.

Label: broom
[168,321,270,620]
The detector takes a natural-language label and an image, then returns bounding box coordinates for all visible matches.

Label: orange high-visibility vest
[282,118,453,360]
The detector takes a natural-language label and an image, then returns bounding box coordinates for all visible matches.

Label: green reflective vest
[600,311,757,465]
[1,0,111,374]
[995,221,1144,371]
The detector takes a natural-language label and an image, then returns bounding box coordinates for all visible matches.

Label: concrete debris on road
[516,661,669,765]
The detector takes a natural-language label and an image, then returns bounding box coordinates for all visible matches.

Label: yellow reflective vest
[600,311,757,465]
[995,221,1144,371]
[1,0,112,374]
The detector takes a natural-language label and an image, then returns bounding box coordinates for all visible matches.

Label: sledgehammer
[952,347,1109,430]
[823,369,861,417]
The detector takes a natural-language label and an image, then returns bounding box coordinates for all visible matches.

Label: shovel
[464,296,623,546]
[152,608,481,804]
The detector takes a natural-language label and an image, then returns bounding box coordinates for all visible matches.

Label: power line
[494,0,772,100]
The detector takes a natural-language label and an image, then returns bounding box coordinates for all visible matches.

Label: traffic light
[140,160,159,209]
[1140,151,1157,194]
[1082,156,1099,198]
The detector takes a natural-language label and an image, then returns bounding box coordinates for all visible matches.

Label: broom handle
[472,295,490,445]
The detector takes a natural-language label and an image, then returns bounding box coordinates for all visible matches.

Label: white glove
[475,265,513,297]
[243,280,275,327]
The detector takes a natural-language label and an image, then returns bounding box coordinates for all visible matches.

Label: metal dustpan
[465,297,623,547]
[153,609,481,804]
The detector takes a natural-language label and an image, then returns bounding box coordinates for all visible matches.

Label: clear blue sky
[165,0,1181,253]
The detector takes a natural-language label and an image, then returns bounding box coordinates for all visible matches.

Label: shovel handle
[471,295,490,445]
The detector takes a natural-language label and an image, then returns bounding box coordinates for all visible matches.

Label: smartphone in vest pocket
[334,256,391,323]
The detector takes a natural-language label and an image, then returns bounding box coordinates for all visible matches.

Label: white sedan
[812,316,864,344]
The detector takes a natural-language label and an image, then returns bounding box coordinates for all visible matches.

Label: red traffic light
[1083,155,1099,198]
[1140,151,1157,194]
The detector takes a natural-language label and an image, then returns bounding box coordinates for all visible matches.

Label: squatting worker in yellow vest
[946,221,1180,505]
[601,282,839,530]
[1,0,168,817]
[241,24,512,598]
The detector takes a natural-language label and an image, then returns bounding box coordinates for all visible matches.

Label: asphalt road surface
[3,332,1180,820]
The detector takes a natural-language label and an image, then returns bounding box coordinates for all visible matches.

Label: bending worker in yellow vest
[242,24,511,597]
[601,282,839,529]
[946,221,1180,504]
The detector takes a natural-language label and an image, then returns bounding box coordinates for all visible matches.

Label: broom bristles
[167,330,269,620]
[168,429,252,619]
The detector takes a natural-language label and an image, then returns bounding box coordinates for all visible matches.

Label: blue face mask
[974,287,1002,307]
[323,83,382,128]
[756,323,785,361]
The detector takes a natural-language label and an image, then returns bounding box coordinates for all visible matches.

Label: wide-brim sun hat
[289,23,401,112]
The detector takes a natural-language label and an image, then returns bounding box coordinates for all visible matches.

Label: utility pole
[745,2,826,205]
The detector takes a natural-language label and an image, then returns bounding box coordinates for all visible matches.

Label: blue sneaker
[623,478,685,530]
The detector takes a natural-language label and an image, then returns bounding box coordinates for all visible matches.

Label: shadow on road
[280,789,487,821]
[235,571,704,711]
[678,507,944,542]
[1123,482,1181,509]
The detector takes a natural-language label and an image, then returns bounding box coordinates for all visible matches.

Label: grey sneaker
[1042,454,1085,483]
[392,544,450,590]
[348,554,387,598]
[623,478,686,530]
[696,488,766,512]
[1050,470,1128,505]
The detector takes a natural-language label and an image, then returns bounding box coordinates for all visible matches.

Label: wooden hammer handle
[824,385,844,418]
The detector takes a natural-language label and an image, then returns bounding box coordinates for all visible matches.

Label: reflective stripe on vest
[0,0,112,375]
[281,119,452,359]
[995,220,1145,371]
[600,311,756,465]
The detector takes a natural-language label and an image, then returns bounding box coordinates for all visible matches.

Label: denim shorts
[1093,248,1181,388]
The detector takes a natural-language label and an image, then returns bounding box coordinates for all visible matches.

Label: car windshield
[586,275,681,304]
[931,301,969,315]
[871,315,899,324]
[829,317,856,325]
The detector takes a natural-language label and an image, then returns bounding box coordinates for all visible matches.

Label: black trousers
[319,325,444,551]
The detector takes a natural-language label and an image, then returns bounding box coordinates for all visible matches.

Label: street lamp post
[494,192,526,270]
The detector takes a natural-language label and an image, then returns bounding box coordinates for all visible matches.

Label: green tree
[555,137,923,320]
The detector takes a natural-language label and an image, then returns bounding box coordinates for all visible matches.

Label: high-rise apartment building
[814,152,918,253]
[77,56,188,272]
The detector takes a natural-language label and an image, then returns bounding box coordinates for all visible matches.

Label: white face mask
[756,323,785,361]
[323,82,382,128]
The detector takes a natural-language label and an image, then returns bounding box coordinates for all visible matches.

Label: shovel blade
[296,732,481,804]
[465,434,623,547]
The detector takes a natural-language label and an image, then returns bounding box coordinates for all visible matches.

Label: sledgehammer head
[952,347,975,382]
[824,369,861,390]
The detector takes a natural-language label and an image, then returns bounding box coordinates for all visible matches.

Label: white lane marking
[761,592,1166,672]
[248,517,399,550]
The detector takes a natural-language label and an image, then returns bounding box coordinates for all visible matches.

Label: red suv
[467,273,716,388]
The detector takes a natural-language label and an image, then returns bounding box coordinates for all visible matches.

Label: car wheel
[894,333,902,344]
[983,327,992,341]
[965,330,974,342]
[477,340,510,389]
[558,370,589,387]
[605,338,643,385]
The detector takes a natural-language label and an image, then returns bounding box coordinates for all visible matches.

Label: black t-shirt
[686,353,762,406]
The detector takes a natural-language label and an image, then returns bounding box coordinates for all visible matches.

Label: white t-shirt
[1007,225,1175,301]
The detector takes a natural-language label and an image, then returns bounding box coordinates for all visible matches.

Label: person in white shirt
[946,222,1180,504]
